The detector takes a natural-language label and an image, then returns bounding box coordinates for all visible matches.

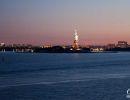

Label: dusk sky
[0,0,130,45]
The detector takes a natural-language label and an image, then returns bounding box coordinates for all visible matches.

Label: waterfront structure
[90,45,105,52]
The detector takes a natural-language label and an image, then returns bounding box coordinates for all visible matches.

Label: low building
[90,45,105,52]
[106,44,116,49]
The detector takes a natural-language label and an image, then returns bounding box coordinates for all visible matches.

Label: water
[0,52,130,100]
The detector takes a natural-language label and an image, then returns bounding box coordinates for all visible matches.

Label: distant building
[90,45,105,52]
[0,43,5,47]
[42,45,52,48]
[12,44,21,47]
[116,41,128,48]
[106,44,116,49]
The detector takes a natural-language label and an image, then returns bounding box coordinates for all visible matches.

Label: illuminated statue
[73,29,79,50]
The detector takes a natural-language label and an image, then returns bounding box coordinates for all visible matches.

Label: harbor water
[0,52,130,100]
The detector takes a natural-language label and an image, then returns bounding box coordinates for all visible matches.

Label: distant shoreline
[1,46,130,53]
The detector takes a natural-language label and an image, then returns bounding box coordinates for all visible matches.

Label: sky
[0,0,130,45]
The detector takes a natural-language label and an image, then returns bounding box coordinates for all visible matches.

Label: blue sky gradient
[0,0,130,45]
